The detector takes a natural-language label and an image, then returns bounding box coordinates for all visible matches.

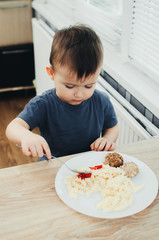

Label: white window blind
[122,0,159,83]
[46,0,159,86]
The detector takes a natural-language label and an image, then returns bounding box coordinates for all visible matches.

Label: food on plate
[104,152,123,167]
[64,164,143,212]
[120,162,139,178]
[104,153,139,178]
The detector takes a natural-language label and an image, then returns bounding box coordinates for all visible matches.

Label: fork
[16,144,91,174]
[44,154,91,174]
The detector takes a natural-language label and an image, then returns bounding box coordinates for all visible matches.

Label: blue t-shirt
[18,89,117,157]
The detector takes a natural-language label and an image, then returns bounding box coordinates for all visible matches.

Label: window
[70,0,159,117]
[72,0,159,84]
[38,0,159,116]
[74,0,123,50]
[121,0,159,84]
[45,0,159,85]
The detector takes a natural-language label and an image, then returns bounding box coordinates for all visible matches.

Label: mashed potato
[64,164,143,212]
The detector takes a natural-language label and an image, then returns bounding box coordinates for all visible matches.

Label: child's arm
[90,124,119,151]
[6,118,51,159]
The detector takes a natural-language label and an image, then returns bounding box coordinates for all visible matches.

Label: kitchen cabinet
[0,0,34,91]
[0,0,32,46]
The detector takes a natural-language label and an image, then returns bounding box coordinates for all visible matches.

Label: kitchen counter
[0,137,159,240]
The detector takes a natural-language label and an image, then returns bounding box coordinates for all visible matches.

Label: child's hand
[90,137,115,151]
[21,132,51,159]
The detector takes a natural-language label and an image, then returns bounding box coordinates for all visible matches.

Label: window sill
[102,47,159,119]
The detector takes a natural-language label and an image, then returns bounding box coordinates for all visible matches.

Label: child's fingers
[90,142,94,150]
[96,139,107,151]
[22,145,32,156]
[103,142,112,151]
[42,140,51,159]
[90,141,96,150]
[29,145,38,157]
[35,143,44,158]
[107,142,115,151]
[91,138,116,152]
[90,138,103,151]
[90,140,97,150]
[104,142,115,151]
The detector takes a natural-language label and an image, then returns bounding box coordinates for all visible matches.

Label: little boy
[6,24,119,160]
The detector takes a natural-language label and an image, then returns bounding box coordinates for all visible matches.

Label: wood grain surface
[0,91,38,168]
[0,137,159,240]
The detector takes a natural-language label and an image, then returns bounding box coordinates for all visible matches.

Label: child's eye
[85,85,93,89]
[65,85,74,89]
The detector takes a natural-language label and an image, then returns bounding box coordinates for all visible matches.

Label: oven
[0,0,35,91]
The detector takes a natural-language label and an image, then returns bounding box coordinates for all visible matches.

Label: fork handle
[16,144,67,167]
[16,144,54,161]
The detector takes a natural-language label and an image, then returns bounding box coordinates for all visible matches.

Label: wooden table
[0,137,159,240]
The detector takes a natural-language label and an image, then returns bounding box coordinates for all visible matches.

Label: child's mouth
[71,99,83,104]
[73,99,83,102]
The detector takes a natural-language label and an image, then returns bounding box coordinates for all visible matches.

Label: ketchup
[89,165,103,170]
[77,165,103,180]
[77,173,92,180]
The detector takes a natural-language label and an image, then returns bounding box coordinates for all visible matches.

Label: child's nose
[74,90,83,98]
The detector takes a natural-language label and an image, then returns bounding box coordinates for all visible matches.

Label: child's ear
[46,66,54,80]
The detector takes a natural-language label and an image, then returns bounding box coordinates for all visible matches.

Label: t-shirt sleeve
[102,94,118,129]
[17,96,46,130]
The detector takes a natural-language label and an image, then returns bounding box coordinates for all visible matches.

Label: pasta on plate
[64,164,143,212]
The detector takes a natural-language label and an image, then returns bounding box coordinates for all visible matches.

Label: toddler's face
[53,66,101,105]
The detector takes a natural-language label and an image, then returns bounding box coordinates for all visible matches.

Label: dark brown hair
[49,24,103,79]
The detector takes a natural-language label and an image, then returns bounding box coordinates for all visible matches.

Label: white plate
[55,151,158,219]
